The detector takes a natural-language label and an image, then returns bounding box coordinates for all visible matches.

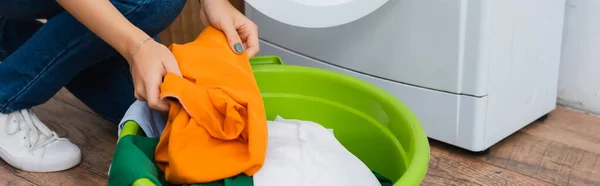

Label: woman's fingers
[221,21,245,55]
[145,75,170,112]
[236,19,259,57]
[134,87,146,101]
[132,69,146,101]
[128,39,178,112]
[162,55,182,76]
[150,54,181,112]
[244,24,260,57]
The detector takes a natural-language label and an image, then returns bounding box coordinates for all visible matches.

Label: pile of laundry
[107,26,393,186]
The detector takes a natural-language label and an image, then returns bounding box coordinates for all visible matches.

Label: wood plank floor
[2,89,599,186]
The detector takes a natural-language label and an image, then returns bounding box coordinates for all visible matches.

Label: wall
[558,0,600,115]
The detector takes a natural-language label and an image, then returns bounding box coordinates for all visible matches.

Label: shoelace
[5,109,61,154]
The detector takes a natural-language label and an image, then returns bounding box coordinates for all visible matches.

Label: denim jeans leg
[0,0,186,118]
[0,16,137,123]
[0,18,44,60]
[0,0,64,20]
[0,0,63,59]
[65,55,135,124]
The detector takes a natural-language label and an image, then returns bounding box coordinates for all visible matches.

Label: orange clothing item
[154,26,268,184]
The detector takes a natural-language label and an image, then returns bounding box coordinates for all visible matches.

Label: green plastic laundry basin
[116,56,430,186]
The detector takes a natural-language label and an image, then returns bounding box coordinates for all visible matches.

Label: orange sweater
[154,26,268,184]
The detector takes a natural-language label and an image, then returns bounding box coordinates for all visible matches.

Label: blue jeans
[0,0,186,123]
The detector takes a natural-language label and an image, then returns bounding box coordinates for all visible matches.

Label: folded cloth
[155,26,268,184]
[253,116,381,186]
[108,135,393,186]
[118,100,167,138]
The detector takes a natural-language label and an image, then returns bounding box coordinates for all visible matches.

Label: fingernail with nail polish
[234,43,244,53]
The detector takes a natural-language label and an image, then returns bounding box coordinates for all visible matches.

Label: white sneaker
[0,109,81,172]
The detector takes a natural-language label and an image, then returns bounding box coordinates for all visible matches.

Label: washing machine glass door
[244,0,389,28]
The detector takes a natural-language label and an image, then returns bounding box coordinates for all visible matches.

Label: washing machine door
[244,0,389,28]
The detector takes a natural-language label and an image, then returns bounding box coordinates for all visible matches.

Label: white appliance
[244,0,566,152]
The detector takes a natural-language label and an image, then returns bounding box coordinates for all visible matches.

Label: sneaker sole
[0,148,82,172]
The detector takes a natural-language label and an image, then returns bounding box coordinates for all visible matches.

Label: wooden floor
[2,89,599,186]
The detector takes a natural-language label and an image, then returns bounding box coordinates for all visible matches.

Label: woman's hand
[199,0,260,57]
[129,39,182,112]
[57,0,182,112]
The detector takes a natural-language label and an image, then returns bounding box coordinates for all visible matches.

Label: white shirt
[253,116,381,186]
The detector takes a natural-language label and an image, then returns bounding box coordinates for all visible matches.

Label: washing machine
[244,0,566,152]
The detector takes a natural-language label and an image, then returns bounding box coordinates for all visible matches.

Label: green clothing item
[109,135,393,186]
[108,135,252,186]
[108,135,164,186]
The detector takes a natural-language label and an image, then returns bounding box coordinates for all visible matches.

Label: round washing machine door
[244,0,389,28]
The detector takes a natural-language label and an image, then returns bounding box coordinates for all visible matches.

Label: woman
[0,0,259,172]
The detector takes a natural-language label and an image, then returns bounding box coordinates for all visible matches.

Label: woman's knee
[0,0,63,19]
[113,0,187,37]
